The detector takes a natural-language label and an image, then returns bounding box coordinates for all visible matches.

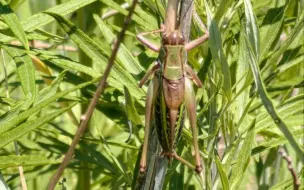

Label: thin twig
[10,40,77,51]
[47,0,138,189]
[102,2,130,20]
[1,49,28,190]
[14,142,28,190]
[278,148,300,190]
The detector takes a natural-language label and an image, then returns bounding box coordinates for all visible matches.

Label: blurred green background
[0,0,303,189]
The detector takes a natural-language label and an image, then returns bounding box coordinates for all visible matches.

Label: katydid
[136,0,209,174]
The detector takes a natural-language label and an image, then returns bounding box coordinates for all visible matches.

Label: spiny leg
[138,62,160,87]
[185,32,209,51]
[139,76,159,173]
[136,27,164,52]
[172,152,195,170]
[184,77,202,173]
[161,151,195,170]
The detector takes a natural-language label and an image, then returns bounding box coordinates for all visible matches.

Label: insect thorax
[163,45,186,80]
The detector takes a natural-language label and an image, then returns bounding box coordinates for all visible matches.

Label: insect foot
[195,165,203,174]
[139,165,146,173]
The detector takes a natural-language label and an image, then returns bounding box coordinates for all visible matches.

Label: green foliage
[0,0,303,189]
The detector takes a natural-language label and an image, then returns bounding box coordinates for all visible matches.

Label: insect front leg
[136,27,164,52]
[185,32,209,51]
[184,77,202,174]
[139,75,159,173]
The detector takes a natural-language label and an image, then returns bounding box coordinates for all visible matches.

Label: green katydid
[136,0,209,174]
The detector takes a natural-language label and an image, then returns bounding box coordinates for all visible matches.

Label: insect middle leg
[139,75,159,173]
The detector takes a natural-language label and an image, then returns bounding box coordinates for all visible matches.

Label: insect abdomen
[154,73,185,152]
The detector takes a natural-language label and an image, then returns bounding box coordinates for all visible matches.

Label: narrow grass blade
[102,137,132,185]
[0,171,10,190]
[124,86,143,126]
[230,119,255,189]
[244,0,260,60]
[2,46,36,109]
[169,164,184,190]
[214,0,234,23]
[22,0,97,32]
[266,10,304,68]
[98,0,148,28]
[235,30,252,122]
[38,53,101,78]
[93,14,144,74]
[34,71,67,105]
[0,103,76,148]
[0,78,98,134]
[0,155,62,169]
[260,1,286,60]
[214,156,229,190]
[205,3,232,100]
[252,129,304,155]
[0,0,29,50]
[44,12,144,99]
[269,169,303,190]
[245,37,304,163]
[256,98,304,132]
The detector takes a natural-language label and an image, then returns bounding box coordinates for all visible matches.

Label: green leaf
[43,12,144,99]
[207,19,232,100]
[0,0,29,50]
[252,129,304,155]
[38,53,101,78]
[34,70,67,105]
[22,0,98,32]
[0,103,76,148]
[0,97,16,107]
[0,0,99,43]
[260,2,286,60]
[244,0,260,60]
[0,78,98,134]
[266,9,304,68]
[98,0,149,29]
[235,30,252,122]
[256,97,304,132]
[0,155,62,169]
[2,46,36,109]
[169,164,184,190]
[102,137,132,185]
[245,36,304,162]
[124,86,143,126]
[93,13,144,75]
[214,156,229,190]
[214,0,234,23]
[230,119,255,189]
[0,171,9,190]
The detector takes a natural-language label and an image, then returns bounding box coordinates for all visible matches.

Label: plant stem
[46,0,138,189]
[278,148,300,190]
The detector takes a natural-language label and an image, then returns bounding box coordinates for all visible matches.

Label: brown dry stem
[279,148,300,190]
